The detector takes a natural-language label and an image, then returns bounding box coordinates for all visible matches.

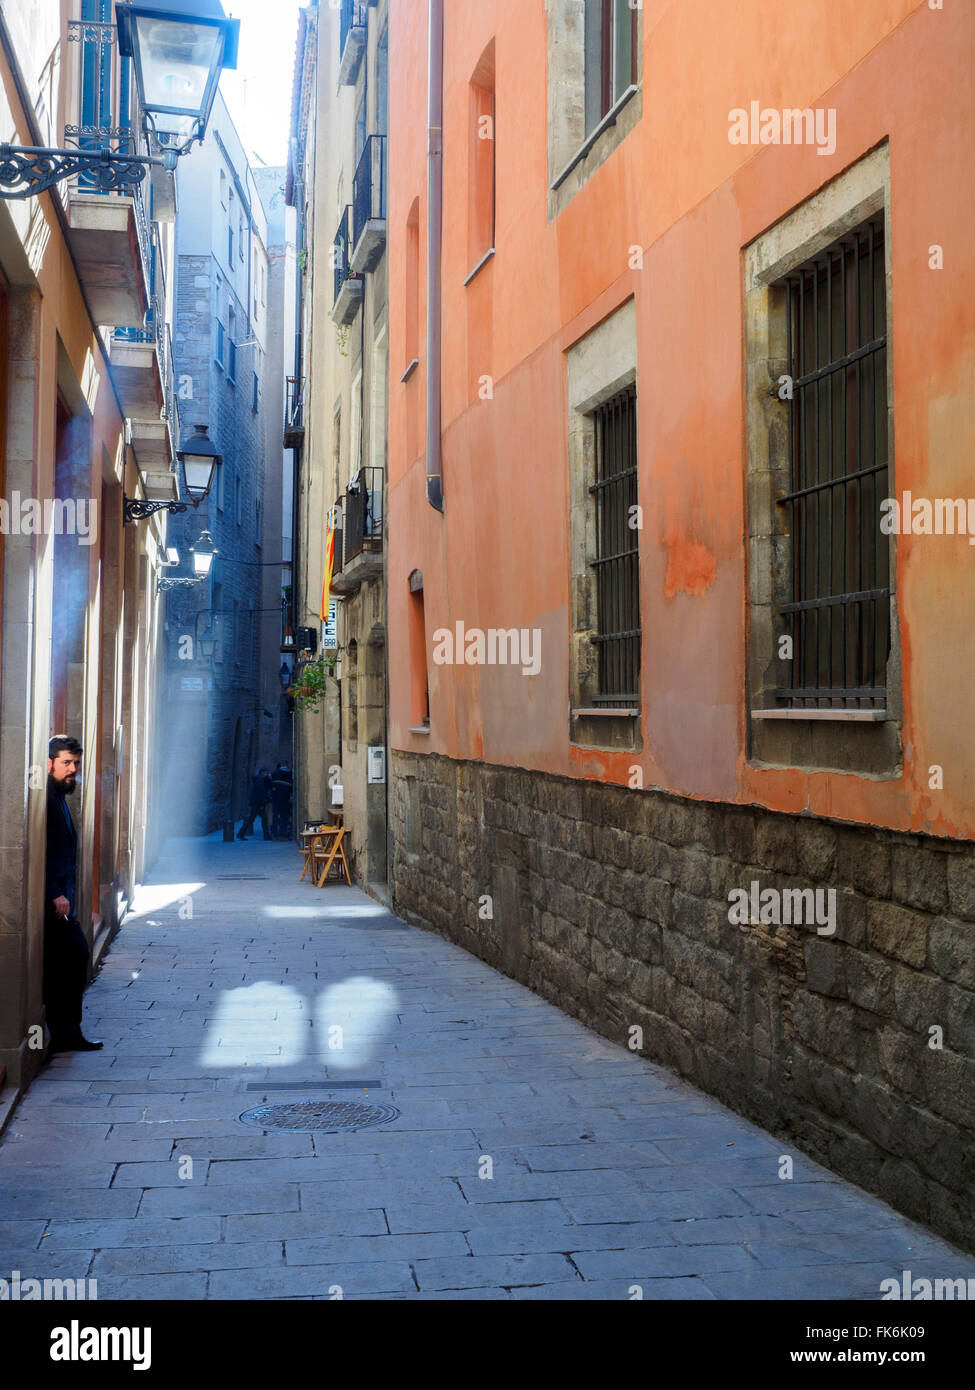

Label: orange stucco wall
[387,0,975,840]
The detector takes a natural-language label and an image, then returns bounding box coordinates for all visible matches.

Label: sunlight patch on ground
[314,977,399,1070]
[127,882,206,919]
[198,983,308,1067]
[261,904,389,919]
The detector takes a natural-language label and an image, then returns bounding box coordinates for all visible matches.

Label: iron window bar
[588,383,640,706]
[775,214,889,712]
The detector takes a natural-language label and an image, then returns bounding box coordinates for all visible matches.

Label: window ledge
[400,357,420,383]
[409,724,431,735]
[550,85,639,192]
[463,247,495,287]
[751,708,887,723]
[572,707,639,718]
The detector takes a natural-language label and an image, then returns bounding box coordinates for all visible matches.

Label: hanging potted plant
[288,654,336,713]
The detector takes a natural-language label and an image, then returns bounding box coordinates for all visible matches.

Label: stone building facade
[287,0,391,889]
[161,93,274,836]
[392,754,975,1251]
[0,0,176,1098]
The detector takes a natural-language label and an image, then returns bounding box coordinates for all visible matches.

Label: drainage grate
[238,1100,400,1133]
[244,1080,383,1091]
[217,875,269,880]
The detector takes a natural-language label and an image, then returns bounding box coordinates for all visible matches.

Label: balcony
[331,495,356,595]
[107,324,162,420]
[338,1,368,86]
[63,18,150,326]
[284,376,305,448]
[350,135,386,273]
[331,206,363,325]
[339,467,383,589]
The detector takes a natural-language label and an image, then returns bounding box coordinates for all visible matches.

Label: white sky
[219,1,305,169]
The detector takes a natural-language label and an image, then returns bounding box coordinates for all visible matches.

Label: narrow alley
[1,836,972,1302]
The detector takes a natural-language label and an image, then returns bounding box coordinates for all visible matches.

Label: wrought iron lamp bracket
[0,142,167,200]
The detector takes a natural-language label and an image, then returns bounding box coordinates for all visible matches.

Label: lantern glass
[189,530,216,575]
[181,453,216,499]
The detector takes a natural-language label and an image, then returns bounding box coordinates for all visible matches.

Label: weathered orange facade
[383,2,975,1250]
[388,0,975,840]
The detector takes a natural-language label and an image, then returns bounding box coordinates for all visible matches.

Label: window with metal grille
[776,215,889,710]
[590,383,640,704]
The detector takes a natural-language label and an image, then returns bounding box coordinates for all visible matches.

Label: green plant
[336,323,350,356]
[297,247,307,272]
[289,657,332,714]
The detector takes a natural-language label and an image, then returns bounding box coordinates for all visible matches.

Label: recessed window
[467,41,495,280]
[744,143,899,773]
[591,384,641,705]
[567,298,641,748]
[585,0,637,136]
[227,308,237,383]
[404,198,420,372]
[775,218,889,711]
[408,571,429,727]
[546,0,642,214]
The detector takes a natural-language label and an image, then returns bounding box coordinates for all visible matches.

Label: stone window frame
[566,295,642,753]
[744,142,903,778]
[545,0,643,222]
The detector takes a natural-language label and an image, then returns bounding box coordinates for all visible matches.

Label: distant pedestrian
[271,762,293,839]
[44,735,103,1055]
[238,767,272,841]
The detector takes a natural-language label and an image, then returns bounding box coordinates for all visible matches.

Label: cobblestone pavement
[1,833,972,1301]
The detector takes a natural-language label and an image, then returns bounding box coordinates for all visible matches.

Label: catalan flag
[320,508,336,621]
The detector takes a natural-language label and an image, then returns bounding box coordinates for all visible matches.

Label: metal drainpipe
[425,0,444,511]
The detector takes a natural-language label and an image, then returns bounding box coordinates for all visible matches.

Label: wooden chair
[312,824,351,887]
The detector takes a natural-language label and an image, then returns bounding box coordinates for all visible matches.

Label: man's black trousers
[43,905,90,1041]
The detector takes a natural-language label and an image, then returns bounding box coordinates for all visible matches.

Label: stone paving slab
[1,832,973,1301]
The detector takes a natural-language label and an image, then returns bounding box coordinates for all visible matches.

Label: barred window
[777,214,889,709]
[590,383,640,704]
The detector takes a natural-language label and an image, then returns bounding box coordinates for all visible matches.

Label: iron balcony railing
[67,17,153,287]
[339,0,368,59]
[285,376,304,442]
[330,495,345,578]
[352,133,386,251]
[344,467,384,563]
[111,295,179,456]
[333,205,361,304]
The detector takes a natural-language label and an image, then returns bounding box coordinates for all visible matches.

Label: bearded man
[44,734,102,1054]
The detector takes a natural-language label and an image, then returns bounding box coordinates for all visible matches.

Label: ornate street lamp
[156,531,217,591]
[0,0,239,200]
[179,424,222,505]
[116,0,239,152]
[190,530,218,577]
[125,423,221,522]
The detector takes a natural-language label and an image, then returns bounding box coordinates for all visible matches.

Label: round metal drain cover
[238,1100,400,1133]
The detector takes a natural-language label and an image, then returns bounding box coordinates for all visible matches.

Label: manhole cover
[238,1100,400,1133]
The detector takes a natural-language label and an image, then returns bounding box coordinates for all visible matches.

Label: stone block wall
[391,750,975,1252]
